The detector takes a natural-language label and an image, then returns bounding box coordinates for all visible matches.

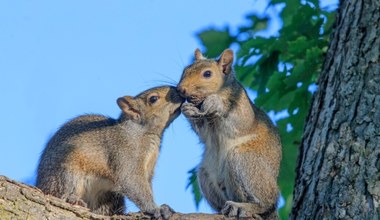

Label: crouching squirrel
[37,86,183,219]
[177,49,282,219]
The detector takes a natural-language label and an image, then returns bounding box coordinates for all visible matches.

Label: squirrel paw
[201,94,223,117]
[221,201,262,219]
[145,204,175,220]
[62,194,88,208]
[181,103,204,118]
[159,204,175,219]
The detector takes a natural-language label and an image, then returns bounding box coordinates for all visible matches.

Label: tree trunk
[0,175,229,220]
[290,0,380,219]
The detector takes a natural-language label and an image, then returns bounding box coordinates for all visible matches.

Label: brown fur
[36,86,183,219]
[178,49,282,219]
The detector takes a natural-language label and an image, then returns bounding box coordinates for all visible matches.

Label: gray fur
[37,86,182,218]
[178,49,282,219]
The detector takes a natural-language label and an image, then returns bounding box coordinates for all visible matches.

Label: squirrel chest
[197,112,256,192]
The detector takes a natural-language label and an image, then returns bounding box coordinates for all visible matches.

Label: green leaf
[256,51,280,94]
[287,36,310,57]
[244,14,270,33]
[280,0,302,27]
[186,167,203,209]
[196,28,234,58]
[255,91,280,111]
[266,71,286,91]
[283,59,307,87]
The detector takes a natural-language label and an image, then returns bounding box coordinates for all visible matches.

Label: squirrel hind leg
[37,170,87,207]
[62,193,88,207]
[92,191,125,215]
[197,168,227,211]
[56,172,89,207]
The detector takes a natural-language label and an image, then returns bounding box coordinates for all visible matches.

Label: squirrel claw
[160,204,175,219]
[146,204,175,220]
[222,201,262,219]
[181,103,204,118]
[62,194,88,208]
[221,201,238,217]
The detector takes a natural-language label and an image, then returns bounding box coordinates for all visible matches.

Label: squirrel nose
[177,85,187,98]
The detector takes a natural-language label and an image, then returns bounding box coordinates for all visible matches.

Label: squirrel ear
[218,49,234,74]
[117,96,141,122]
[194,48,206,60]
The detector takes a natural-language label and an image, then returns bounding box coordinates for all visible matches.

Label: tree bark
[290,0,380,219]
[0,175,230,220]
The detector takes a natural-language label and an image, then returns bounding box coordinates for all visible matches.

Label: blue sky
[0,0,337,214]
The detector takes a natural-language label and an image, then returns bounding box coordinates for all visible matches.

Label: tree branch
[0,175,231,220]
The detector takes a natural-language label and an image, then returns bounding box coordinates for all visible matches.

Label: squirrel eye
[203,70,212,78]
[149,96,159,104]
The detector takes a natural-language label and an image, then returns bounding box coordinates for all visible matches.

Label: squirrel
[177,49,282,219]
[36,86,183,219]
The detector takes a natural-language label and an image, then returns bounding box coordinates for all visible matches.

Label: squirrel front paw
[181,102,205,118]
[201,94,224,117]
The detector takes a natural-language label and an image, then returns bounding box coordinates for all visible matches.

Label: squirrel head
[117,86,184,131]
[177,48,234,106]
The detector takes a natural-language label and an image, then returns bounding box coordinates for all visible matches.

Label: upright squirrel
[177,49,282,219]
[37,86,183,219]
